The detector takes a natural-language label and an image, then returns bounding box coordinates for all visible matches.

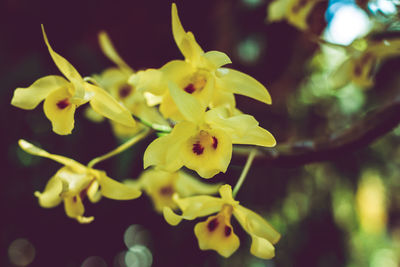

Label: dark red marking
[207,218,219,232]
[212,136,218,149]
[119,84,132,98]
[184,84,196,94]
[159,186,174,196]
[56,99,70,109]
[192,142,204,155]
[224,226,232,237]
[73,196,77,202]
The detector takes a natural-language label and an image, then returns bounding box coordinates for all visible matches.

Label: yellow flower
[140,3,272,121]
[331,37,400,89]
[125,169,220,213]
[11,26,135,135]
[267,0,323,31]
[163,184,281,259]
[18,139,141,223]
[143,83,275,178]
[89,31,168,138]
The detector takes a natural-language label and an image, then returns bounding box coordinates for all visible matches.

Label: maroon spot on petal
[184,84,196,94]
[56,99,70,109]
[119,84,132,98]
[79,189,87,200]
[207,218,219,232]
[212,136,218,149]
[73,196,77,202]
[354,65,362,76]
[192,142,204,155]
[159,186,174,196]
[224,226,232,237]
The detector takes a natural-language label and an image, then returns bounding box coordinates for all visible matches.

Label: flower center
[56,98,70,109]
[183,72,207,94]
[118,84,133,98]
[191,131,218,155]
[205,205,234,237]
[159,185,174,196]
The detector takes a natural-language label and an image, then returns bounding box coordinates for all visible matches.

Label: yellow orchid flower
[88,32,169,138]
[330,37,400,89]
[11,26,135,135]
[140,3,272,121]
[18,139,141,224]
[124,169,220,213]
[143,84,275,178]
[267,0,324,31]
[163,184,281,259]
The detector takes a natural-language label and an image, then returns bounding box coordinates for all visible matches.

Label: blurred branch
[233,99,400,167]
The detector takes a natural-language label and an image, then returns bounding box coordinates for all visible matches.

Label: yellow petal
[56,167,92,197]
[97,171,141,200]
[209,87,236,111]
[98,31,132,73]
[163,206,183,226]
[87,180,102,203]
[174,194,224,220]
[43,86,76,135]
[217,68,272,104]
[171,3,204,63]
[18,139,87,172]
[181,128,232,178]
[139,169,178,212]
[194,207,240,257]
[168,81,204,123]
[248,234,276,259]
[143,121,196,171]
[34,175,63,208]
[233,205,281,245]
[177,171,221,197]
[203,51,232,69]
[86,83,136,127]
[330,58,352,89]
[11,75,69,110]
[41,25,85,99]
[205,108,276,147]
[64,195,94,224]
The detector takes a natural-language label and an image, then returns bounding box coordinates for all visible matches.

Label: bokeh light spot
[125,245,153,267]
[8,238,35,266]
[81,256,107,267]
[123,224,151,249]
[237,37,262,64]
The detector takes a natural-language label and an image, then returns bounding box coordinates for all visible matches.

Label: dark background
[2,0,400,266]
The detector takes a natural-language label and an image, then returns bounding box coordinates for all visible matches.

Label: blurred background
[1,0,400,266]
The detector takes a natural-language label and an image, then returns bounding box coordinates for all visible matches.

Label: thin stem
[232,148,257,198]
[83,76,101,87]
[87,127,153,168]
[131,114,172,133]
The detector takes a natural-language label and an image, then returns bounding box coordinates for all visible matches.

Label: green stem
[87,127,153,168]
[232,148,257,198]
[131,114,172,133]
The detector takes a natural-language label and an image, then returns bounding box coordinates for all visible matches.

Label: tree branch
[233,99,400,167]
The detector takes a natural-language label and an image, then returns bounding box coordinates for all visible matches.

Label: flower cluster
[11,3,280,260]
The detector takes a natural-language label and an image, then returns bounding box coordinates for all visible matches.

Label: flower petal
[11,75,69,110]
[248,234,276,259]
[97,171,142,200]
[98,31,132,73]
[41,25,85,99]
[171,3,204,63]
[163,206,183,226]
[34,175,63,208]
[87,180,102,203]
[217,68,271,104]
[43,87,76,135]
[64,195,94,224]
[18,139,87,172]
[174,194,224,220]
[194,214,240,258]
[177,171,221,197]
[143,121,196,171]
[181,128,232,178]
[86,83,136,127]
[233,205,281,245]
[205,108,276,147]
[168,81,204,123]
[203,51,232,69]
